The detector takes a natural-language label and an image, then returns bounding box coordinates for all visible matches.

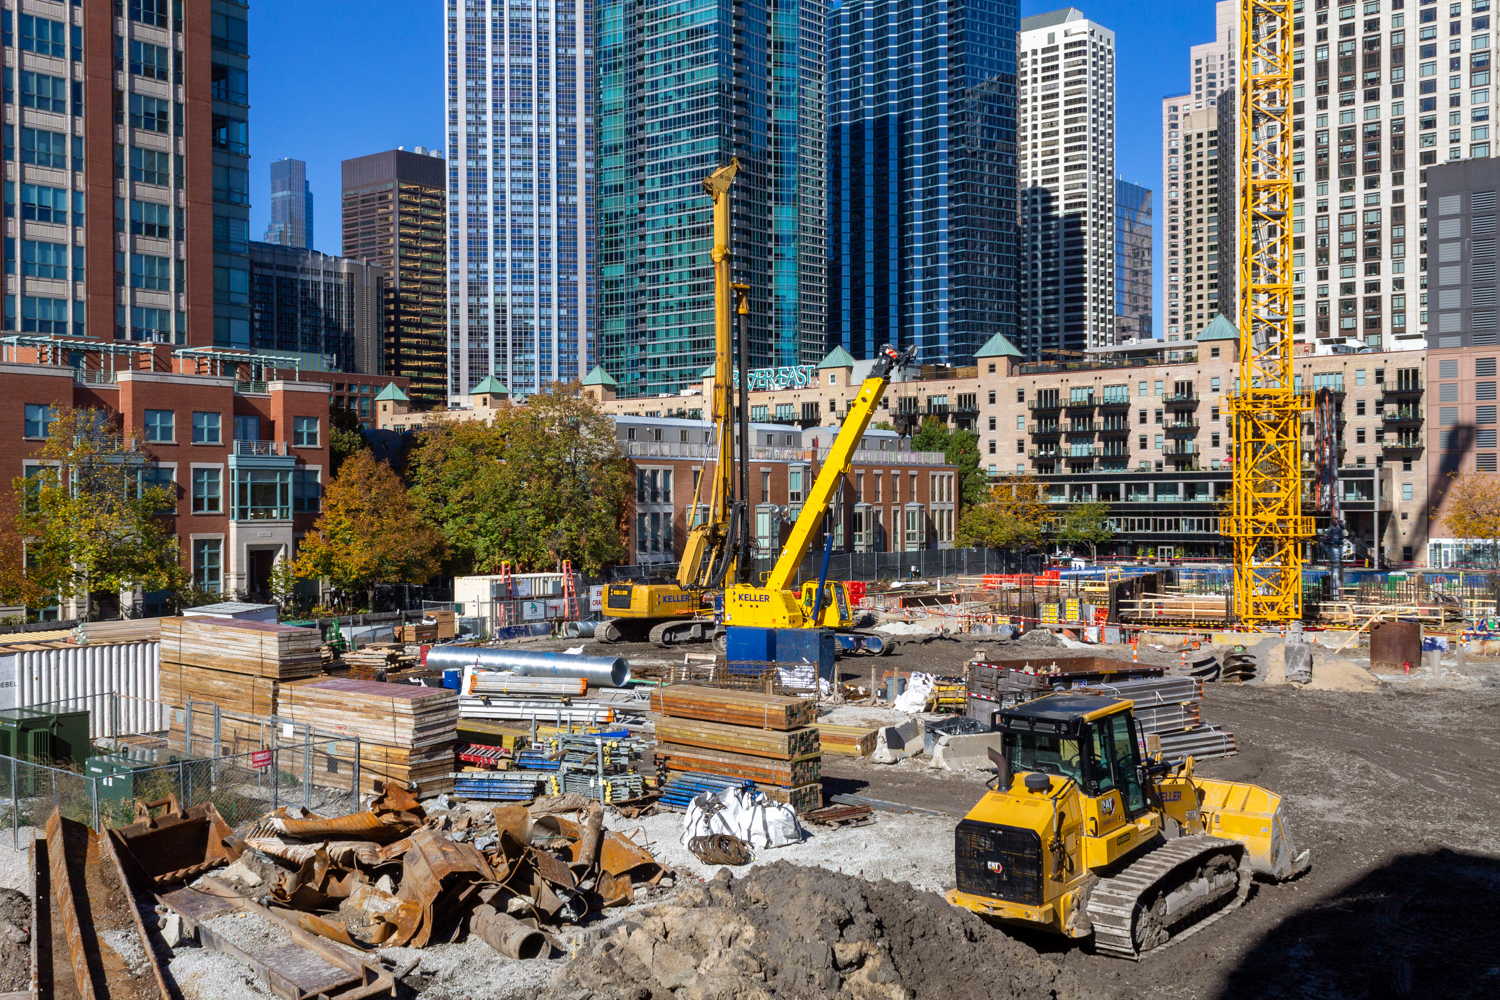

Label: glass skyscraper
[265,158,313,249]
[596,0,826,398]
[445,0,594,401]
[826,0,1019,364]
[1115,179,1153,341]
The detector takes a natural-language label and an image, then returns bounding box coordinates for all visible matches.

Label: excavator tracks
[1086,835,1252,960]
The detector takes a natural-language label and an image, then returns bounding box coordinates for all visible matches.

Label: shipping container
[0,640,163,738]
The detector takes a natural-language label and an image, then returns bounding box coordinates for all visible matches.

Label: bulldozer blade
[1193,778,1311,880]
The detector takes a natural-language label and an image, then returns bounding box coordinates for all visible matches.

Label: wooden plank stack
[814,724,878,757]
[338,644,419,680]
[652,684,822,812]
[158,616,322,724]
[278,677,460,794]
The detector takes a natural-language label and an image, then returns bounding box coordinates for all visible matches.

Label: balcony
[1381,437,1424,453]
[233,440,288,457]
[1098,395,1132,409]
[1098,423,1132,435]
[1028,449,1061,460]
[1164,421,1200,435]
[1028,398,1064,411]
[1164,391,1200,405]
[1164,443,1197,457]
[1064,423,1097,435]
[1381,379,1424,395]
[1382,408,1423,424]
[1064,396,1096,411]
[1029,424,1062,436]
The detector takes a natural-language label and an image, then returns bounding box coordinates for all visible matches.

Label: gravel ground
[605,804,960,892]
[0,826,34,893]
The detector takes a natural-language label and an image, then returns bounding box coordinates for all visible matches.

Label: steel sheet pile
[1082,675,1238,759]
[651,684,825,813]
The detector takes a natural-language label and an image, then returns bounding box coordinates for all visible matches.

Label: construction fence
[0,741,361,852]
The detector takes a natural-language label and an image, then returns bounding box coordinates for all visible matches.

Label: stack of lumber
[80,618,162,643]
[339,643,419,680]
[651,684,823,812]
[278,677,460,794]
[813,724,878,757]
[397,622,439,643]
[158,617,321,737]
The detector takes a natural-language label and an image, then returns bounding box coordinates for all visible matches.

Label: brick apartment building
[0,340,406,613]
[596,326,1434,565]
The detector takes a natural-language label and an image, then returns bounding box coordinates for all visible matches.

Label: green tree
[6,405,187,618]
[956,475,1051,559]
[1056,499,1114,561]
[292,449,442,610]
[329,405,366,476]
[912,417,988,510]
[268,554,304,613]
[408,384,633,576]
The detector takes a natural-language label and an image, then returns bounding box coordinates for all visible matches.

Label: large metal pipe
[425,645,631,687]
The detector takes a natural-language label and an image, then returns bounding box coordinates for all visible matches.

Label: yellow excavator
[947,692,1309,958]
[599,160,751,646]
[721,342,916,651]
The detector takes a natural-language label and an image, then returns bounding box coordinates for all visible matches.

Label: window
[20,185,67,225]
[1440,406,1459,425]
[131,0,170,29]
[988,390,996,405]
[131,147,173,186]
[23,403,53,438]
[760,470,770,502]
[143,409,174,443]
[212,115,248,154]
[19,14,64,56]
[1439,358,1459,378]
[21,297,69,334]
[131,254,173,291]
[292,416,319,447]
[130,40,170,81]
[192,411,221,444]
[129,94,172,133]
[293,469,321,513]
[213,265,248,304]
[21,128,66,169]
[1402,483,1414,501]
[142,466,175,511]
[211,63,249,104]
[20,72,66,113]
[21,241,68,280]
[788,467,804,503]
[1016,415,1025,430]
[1479,453,1499,471]
[988,416,996,431]
[192,468,222,513]
[212,12,248,53]
[233,468,292,520]
[193,539,222,592]
[128,199,175,239]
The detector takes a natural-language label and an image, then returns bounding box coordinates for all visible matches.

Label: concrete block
[870,720,920,764]
[931,732,1008,772]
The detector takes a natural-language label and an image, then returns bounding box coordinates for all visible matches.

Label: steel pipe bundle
[427,645,631,687]
[467,672,588,697]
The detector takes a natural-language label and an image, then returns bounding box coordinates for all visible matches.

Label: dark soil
[553,861,1093,1000]
[0,886,31,990]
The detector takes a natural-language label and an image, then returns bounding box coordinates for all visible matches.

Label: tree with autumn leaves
[1434,472,1500,566]
[290,449,442,610]
[956,474,1053,565]
[406,383,633,576]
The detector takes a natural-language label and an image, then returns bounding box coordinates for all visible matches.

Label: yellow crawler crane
[1226,0,1313,624]
[947,693,1309,958]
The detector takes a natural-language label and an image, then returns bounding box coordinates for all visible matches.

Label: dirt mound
[1260,643,1383,692]
[0,887,30,991]
[1019,628,1063,647]
[553,862,1092,1000]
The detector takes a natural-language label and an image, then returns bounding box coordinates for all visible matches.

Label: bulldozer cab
[995,694,1148,818]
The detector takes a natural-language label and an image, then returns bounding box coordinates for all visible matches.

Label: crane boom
[723,344,916,629]
[1227,0,1313,626]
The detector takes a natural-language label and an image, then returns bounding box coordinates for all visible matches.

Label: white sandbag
[680,786,804,850]
[892,671,935,714]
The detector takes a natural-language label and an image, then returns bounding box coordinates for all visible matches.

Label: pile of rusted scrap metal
[234,784,668,956]
[30,785,671,1000]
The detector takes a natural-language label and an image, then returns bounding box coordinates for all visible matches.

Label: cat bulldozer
[947,693,1309,959]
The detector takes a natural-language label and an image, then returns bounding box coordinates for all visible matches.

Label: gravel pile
[1018,628,1063,647]
[0,887,30,991]
[551,862,1094,1000]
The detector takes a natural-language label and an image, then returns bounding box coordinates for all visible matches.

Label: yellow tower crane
[1227,0,1314,626]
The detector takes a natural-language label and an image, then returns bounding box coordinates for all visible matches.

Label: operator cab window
[1004,732,1082,784]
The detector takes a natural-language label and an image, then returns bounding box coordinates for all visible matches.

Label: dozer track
[649,619,716,647]
[1086,835,1251,960]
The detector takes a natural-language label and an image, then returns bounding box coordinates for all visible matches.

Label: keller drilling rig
[1226,0,1314,627]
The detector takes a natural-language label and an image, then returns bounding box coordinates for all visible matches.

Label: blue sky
[248,0,1223,341]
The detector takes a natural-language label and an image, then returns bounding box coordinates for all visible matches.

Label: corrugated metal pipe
[425,645,631,687]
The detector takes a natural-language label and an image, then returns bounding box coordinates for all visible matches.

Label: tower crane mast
[1227,0,1314,626]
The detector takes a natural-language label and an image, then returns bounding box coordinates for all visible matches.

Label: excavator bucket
[1193,778,1310,880]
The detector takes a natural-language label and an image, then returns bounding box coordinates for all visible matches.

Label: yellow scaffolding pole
[1227,0,1314,626]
